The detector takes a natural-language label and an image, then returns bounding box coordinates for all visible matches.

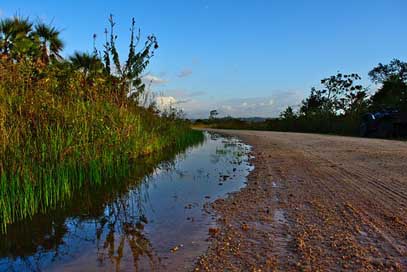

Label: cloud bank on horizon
[154,90,303,119]
[143,73,303,119]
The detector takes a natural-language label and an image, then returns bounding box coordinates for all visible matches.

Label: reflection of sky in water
[0,132,253,271]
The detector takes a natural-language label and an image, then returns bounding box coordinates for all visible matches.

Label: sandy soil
[195,130,407,271]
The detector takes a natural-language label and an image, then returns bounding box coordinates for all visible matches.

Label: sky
[1,0,407,118]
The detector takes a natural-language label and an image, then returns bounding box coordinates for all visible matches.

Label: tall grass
[0,134,204,258]
[0,60,203,232]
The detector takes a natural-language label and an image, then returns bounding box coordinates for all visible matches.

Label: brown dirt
[195,130,407,271]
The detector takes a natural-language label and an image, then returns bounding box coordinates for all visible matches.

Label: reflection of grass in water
[210,136,250,173]
[0,129,204,233]
[215,148,228,155]
[216,139,246,158]
[96,198,159,271]
[0,137,204,271]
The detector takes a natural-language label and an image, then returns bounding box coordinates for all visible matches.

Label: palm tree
[0,17,33,58]
[0,17,41,62]
[11,16,32,36]
[69,51,103,78]
[0,18,15,55]
[33,23,64,64]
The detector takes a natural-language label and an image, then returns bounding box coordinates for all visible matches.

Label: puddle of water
[0,131,252,271]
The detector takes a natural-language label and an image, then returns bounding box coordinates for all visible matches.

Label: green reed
[0,62,204,233]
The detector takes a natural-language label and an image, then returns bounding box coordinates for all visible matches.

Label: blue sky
[2,1,407,118]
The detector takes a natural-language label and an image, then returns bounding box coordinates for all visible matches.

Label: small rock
[241,223,250,231]
[170,244,184,253]
[209,227,220,236]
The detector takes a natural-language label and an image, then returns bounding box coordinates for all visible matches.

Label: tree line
[0,15,158,104]
[275,59,407,135]
[201,59,407,136]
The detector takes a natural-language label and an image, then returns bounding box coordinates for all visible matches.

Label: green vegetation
[0,136,204,259]
[201,59,407,136]
[0,15,203,232]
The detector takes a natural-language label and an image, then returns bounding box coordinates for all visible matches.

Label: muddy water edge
[0,131,253,271]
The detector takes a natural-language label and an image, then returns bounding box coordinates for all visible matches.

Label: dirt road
[195,130,407,271]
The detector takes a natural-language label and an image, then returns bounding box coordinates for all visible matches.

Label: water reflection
[0,132,252,271]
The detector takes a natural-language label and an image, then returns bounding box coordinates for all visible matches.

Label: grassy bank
[0,61,203,232]
[0,16,204,232]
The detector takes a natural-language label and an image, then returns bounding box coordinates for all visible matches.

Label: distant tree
[368,59,407,84]
[343,88,369,115]
[209,110,219,119]
[280,106,296,120]
[369,59,407,111]
[370,75,407,111]
[320,73,364,113]
[300,88,328,116]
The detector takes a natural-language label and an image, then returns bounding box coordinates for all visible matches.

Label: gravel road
[195,130,407,271]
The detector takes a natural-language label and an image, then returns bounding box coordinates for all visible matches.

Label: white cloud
[178,68,193,78]
[155,96,177,111]
[174,90,303,119]
[155,87,303,119]
[0,9,4,17]
[142,74,167,85]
